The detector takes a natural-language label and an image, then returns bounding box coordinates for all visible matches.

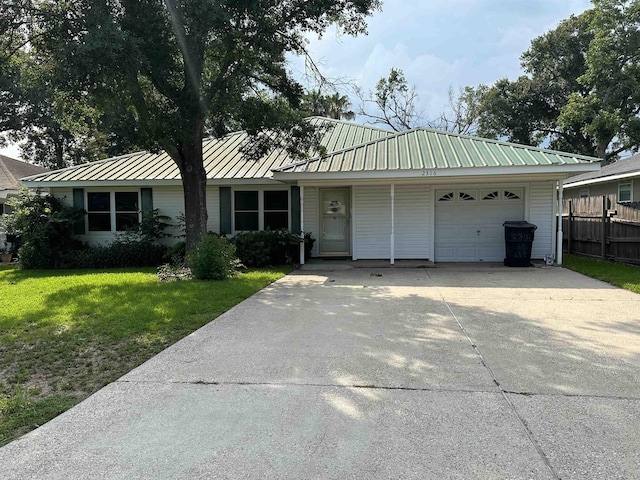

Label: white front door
[319,188,350,255]
[435,188,525,262]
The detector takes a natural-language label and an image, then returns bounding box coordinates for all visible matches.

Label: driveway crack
[425,269,561,480]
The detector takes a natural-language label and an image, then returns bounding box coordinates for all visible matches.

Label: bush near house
[2,192,169,269]
[232,230,315,267]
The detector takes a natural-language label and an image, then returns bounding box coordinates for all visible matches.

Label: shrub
[71,240,167,269]
[187,234,239,280]
[164,241,186,264]
[2,190,84,269]
[233,230,314,267]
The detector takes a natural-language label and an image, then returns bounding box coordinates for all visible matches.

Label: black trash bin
[503,221,537,267]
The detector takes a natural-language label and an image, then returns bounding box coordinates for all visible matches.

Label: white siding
[153,186,186,243]
[355,185,391,259]
[529,181,555,260]
[52,187,73,206]
[302,187,319,257]
[394,184,431,259]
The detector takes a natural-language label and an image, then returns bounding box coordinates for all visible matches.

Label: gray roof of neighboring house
[0,155,49,190]
[275,127,600,174]
[564,153,640,186]
[22,118,393,184]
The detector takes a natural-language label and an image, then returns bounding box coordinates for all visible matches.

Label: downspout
[390,184,395,265]
[557,180,563,266]
[299,185,305,265]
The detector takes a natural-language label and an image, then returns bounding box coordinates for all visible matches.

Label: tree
[477,2,640,162]
[38,0,380,250]
[358,68,423,131]
[301,90,355,120]
[433,85,488,136]
[358,68,484,134]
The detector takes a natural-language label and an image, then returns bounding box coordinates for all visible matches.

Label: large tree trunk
[180,155,208,252]
[167,121,208,253]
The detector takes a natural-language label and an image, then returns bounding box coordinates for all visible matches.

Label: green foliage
[0,266,289,444]
[28,0,379,249]
[301,90,355,120]
[476,2,640,161]
[2,190,169,269]
[233,230,314,267]
[187,234,240,280]
[164,241,187,264]
[2,190,84,269]
[69,240,167,270]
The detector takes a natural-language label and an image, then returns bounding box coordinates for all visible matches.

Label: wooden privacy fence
[562,195,640,265]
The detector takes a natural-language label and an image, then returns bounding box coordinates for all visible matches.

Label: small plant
[157,263,193,282]
[187,234,241,280]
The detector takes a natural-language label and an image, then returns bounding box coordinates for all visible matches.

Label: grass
[563,254,640,294]
[0,266,290,446]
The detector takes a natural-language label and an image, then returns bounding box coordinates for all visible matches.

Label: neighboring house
[563,153,640,203]
[21,117,599,264]
[0,154,49,214]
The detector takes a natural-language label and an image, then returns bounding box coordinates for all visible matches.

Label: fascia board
[564,171,640,188]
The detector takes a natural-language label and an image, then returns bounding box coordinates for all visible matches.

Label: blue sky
[1,0,593,159]
[290,0,592,124]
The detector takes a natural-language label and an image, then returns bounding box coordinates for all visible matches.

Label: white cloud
[290,0,593,123]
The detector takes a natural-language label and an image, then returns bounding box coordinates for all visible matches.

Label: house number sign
[420,170,437,177]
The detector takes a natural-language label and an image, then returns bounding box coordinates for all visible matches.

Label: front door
[319,188,350,255]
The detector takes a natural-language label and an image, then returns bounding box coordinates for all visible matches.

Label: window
[87,192,111,231]
[264,190,288,230]
[579,188,590,199]
[87,191,140,232]
[438,192,454,202]
[234,191,259,231]
[504,190,521,200]
[619,182,632,202]
[482,191,499,201]
[459,191,475,201]
[233,190,289,231]
[115,192,139,231]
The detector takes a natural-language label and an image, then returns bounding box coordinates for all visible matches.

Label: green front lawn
[0,266,290,446]
[563,255,640,294]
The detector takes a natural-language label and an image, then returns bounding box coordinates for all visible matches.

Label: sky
[289,0,593,124]
[0,0,593,160]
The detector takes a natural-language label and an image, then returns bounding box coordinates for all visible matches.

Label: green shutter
[141,188,153,213]
[290,186,301,232]
[219,187,232,234]
[72,188,85,234]
[140,188,154,228]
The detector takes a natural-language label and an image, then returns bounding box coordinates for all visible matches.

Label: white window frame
[232,187,290,233]
[618,181,633,202]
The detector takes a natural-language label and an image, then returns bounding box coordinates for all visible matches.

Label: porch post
[299,185,305,265]
[557,181,563,266]
[390,184,395,265]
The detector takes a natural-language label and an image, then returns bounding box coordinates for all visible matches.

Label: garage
[435,187,525,262]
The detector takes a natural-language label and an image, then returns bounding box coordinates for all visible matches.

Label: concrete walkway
[1,265,640,479]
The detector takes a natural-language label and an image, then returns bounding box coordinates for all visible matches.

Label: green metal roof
[22,120,600,185]
[275,127,601,174]
[23,118,392,184]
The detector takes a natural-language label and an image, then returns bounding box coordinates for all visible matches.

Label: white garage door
[435,188,525,262]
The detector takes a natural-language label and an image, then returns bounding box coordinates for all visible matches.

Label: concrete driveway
[1,265,639,479]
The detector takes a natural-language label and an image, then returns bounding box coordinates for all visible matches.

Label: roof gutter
[273,163,600,182]
[564,170,639,188]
